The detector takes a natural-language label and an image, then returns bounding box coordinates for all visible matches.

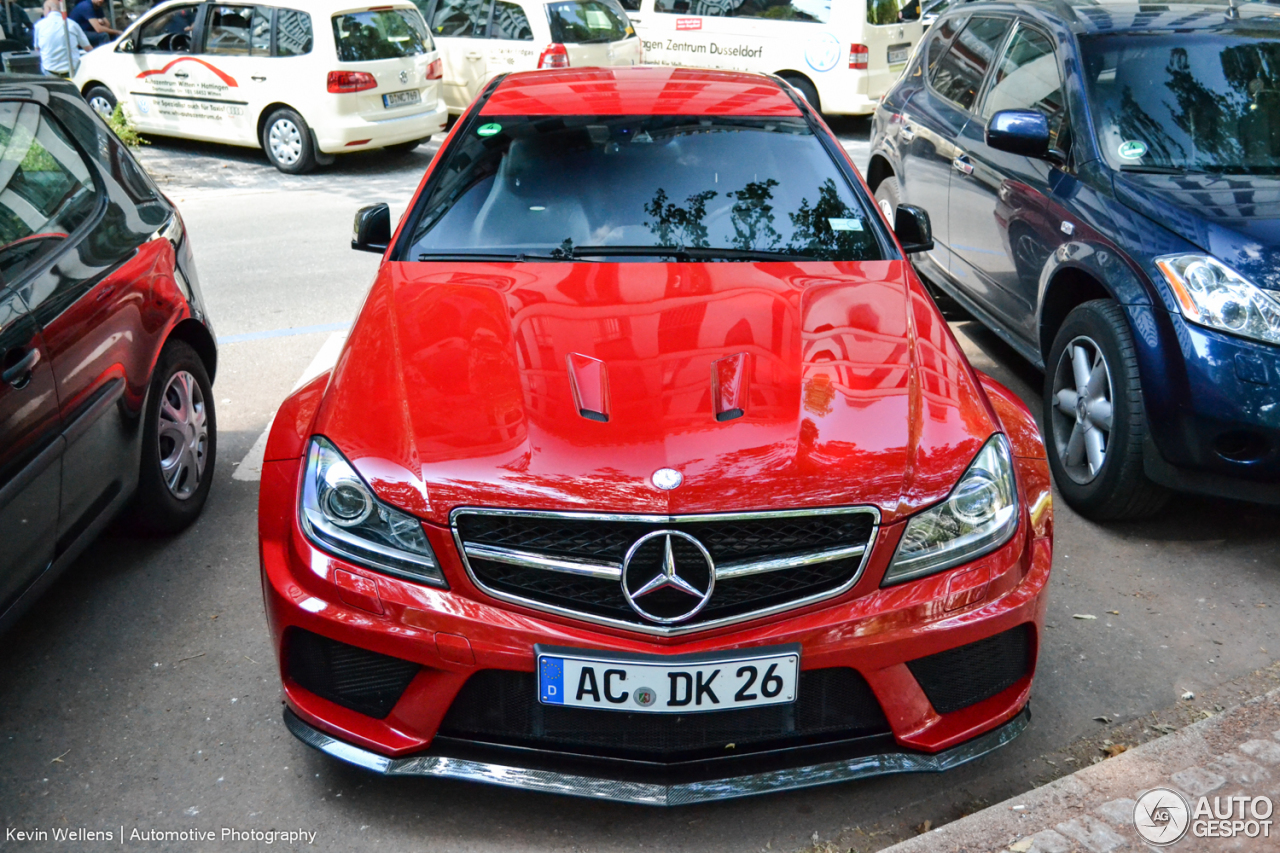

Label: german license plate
[888,44,911,66]
[536,645,799,713]
[383,89,421,108]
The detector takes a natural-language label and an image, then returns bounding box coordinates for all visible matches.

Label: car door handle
[2,347,39,389]
[465,51,483,60]
[952,155,974,175]
[173,70,189,79]
[251,75,266,82]
[899,124,916,143]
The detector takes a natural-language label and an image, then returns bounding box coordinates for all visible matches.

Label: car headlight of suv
[1155,254,1280,345]
[300,437,446,588]
[884,435,1019,585]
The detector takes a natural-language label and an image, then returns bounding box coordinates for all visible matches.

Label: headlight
[884,435,1019,585]
[1155,254,1280,345]
[300,437,446,588]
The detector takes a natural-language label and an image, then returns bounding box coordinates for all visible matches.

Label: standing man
[33,0,91,77]
[69,0,120,47]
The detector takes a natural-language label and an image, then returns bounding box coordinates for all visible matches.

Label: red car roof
[480,66,804,116]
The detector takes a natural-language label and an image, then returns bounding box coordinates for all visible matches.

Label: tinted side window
[275,8,313,55]
[655,0,829,25]
[431,0,490,36]
[0,102,98,286]
[929,16,1010,111]
[926,14,967,75]
[205,5,254,55]
[616,0,639,10]
[491,1,533,39]
[982,25,1066,146]
[332,9,433,60]
[136,4,199,53]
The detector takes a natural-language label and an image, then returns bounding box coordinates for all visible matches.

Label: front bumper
[313,98,448,153]
[284,704,1030,806]
[259,451,1052,800]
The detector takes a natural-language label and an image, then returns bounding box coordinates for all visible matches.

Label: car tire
[1043,299,1168,521]
[874,175,900,223]
[129,340,217,535]
[783,76,821,114]
[261,107,317,174]
[85,85,116,122]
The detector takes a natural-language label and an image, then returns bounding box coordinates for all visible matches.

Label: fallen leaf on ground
[1101,743,1128,758]
[915,820,932,835]
[1009,839,1034,853]
[50,749,70,763]
[1182,691,1195,700]
[1107,610,1120,615]
[1073,614,1097,620]
[1093,715,1112,723]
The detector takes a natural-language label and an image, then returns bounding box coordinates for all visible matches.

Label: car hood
[313,261,997,526]
[1113,172,1280,292]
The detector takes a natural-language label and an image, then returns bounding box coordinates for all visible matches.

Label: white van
[415,0,644,114]
[624,0,924,115]
[73,0,449,173]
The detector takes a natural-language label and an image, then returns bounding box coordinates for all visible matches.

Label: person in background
[69,0,120,47]
[33,0,91,77]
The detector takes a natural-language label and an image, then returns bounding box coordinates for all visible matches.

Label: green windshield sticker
[477,123,502,137]
[1118,140,1147,160]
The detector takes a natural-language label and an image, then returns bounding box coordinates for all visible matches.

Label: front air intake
[286,629,419,719]
[906,625,1033,715]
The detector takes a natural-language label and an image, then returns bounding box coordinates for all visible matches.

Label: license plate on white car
[536,645,799,713]
[888,44,911,66]
[383,89,421,108]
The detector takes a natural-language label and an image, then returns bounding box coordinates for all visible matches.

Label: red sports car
[259,67,1053,805]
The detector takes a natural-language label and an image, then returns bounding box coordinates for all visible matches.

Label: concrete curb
[879,689,1280,852]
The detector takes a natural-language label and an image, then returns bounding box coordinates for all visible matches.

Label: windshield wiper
[1118,164,1205,175]
[416,252,564,262]
[560,245,821,262]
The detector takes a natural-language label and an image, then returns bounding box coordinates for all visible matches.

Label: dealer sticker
[477,123,503,137]
[1118,140,1148,159]
[829,218,864,231]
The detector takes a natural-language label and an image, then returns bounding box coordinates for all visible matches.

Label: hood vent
[712,352,750,422]
[567,353,610,422]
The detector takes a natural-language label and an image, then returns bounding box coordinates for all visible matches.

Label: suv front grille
[437,667,890,762]
[452,508,879,633]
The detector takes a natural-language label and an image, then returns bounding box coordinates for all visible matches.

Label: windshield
[546,0,631,44]
[1082,32,1280,173]
[331,9,432,61]
[405,115,882,262]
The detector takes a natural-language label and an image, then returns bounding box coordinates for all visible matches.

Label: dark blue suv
[869,0,1280,519]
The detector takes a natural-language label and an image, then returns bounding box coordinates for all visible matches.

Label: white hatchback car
[415,0,644,114]
[73,0,449,173]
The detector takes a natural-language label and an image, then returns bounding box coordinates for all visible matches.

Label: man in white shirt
[33,0,91,77]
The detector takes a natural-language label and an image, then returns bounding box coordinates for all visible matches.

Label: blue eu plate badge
[539,656,565,704]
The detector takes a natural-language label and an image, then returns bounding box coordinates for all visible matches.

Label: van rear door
[330,6,444,125]
[544,0,642,67]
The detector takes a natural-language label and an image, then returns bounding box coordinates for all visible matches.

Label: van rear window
[546,0,631,44]
[331,9,434,61]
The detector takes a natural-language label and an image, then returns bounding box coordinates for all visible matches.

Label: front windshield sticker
[829,218,864,231]
[477,123,503,137]
[1118,140,1148,160]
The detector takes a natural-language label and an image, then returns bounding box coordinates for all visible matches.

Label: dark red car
[259,67,1053,805]
[0,76,217,633]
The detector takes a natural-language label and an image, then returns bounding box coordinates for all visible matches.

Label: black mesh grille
[907,625,1033,715]
[286,629,420,719]
[438,667,890,761]
[456,511,876,628]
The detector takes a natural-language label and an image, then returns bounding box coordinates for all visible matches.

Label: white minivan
[73,0,449,173]
[415,0,644,114]
[624,0,924,115]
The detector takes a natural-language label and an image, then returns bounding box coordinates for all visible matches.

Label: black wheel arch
[866,154,894,194]
[165,318,218,384]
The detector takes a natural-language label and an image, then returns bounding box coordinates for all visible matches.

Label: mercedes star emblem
[621,530,714,624]
[651,468,682,490]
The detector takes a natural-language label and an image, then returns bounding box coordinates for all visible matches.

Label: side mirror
[352,203,390,253]
[894,204,934,253]
[985,109,1050,158]
[116,38,134,52]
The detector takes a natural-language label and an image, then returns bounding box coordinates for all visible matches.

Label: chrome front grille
[451,507,879,635]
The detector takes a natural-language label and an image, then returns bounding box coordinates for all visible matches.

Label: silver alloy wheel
[157,370,208,500]
[1050,336,1115,484]
[89,95,114,120]
[268,117,303,166]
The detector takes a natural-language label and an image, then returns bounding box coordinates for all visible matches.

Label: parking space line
[231,331,348,482]
[217,322,350,345]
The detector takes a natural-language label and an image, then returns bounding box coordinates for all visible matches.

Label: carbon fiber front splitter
[283,705,1030,806]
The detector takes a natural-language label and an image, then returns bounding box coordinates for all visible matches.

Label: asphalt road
[2,120,1278,853]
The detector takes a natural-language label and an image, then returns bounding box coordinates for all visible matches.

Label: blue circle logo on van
[805,33,842,73]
